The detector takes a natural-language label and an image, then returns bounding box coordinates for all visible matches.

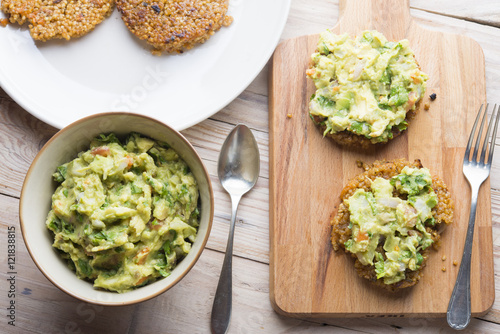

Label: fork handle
[447,184,480,330]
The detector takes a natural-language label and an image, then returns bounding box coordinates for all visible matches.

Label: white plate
[0,0,291,130]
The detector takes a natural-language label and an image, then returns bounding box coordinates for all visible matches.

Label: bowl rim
[19,111,214,306]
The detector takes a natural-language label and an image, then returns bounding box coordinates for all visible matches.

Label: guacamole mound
[307,30,428,144]
[46,133,199,293]
[345,166,436,285]
[331,159,453,291]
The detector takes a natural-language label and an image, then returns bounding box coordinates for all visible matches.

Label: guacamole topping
[344,166,437,285]
[307,30,428,143]
[46,133,199,293]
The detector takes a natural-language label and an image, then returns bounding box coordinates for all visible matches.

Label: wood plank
[410,9,500,107]
[412,0,500,28]
[270,0,493,317]
[0,90,57,198]
[285,0,500,40]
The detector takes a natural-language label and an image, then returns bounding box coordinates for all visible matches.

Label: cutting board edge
[264,308,494,319]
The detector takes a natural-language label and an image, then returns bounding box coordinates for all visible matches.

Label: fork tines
[465,104,500,166]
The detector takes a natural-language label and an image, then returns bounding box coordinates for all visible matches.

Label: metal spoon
[211,124,260,334]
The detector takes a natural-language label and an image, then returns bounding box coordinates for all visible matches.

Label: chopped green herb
[84,224,91,235]
[380,68,392,84]
[48,218,61,232]
[374,253,385,278]
[62,220,74,234]
[321,42,330,55]
[316,95,334,109]
[130,183,142,194]
[148,148,166,165]
[389,83,409,107]
[77,259,93,277]
[350,121,370,135]
[94,133,119,144]
[425,217,436,226]
[169,229,178,241]
[53,165,67,182]
[163,240,172,255]
[191,207,200,219]
[396,121,408,131]
[180,184,189,197]
[416,252,424,265]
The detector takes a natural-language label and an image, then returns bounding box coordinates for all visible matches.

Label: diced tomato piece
[356,231,369,242]
[91,146,110,157]
[134,247,150,265]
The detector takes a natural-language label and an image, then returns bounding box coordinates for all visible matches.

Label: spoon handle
[211,194,241,334]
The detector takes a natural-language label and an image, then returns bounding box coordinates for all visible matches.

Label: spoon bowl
[211,124,260,334]
[218,125,260,196]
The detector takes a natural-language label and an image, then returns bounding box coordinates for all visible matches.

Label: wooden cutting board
[269,0,494,317]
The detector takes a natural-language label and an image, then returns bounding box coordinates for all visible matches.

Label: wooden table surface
[1,0,500,333]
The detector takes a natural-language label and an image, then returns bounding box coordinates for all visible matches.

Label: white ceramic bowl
[19,112,214,306]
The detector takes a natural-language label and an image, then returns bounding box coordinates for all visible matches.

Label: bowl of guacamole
[19,113,214,305]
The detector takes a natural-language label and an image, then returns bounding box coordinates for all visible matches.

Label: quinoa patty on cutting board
[331,159,453,291]
[307,30,428,149]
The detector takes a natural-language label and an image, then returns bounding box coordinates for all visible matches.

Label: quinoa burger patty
[116,0,233,54]
[1,0,114,41]
[331,159,453,291]
[311,106,419,150]
[307,30,428,149]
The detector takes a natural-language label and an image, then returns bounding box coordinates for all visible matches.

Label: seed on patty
[1,0,114,41]
[116,0,233,54]
[151,4,160,13]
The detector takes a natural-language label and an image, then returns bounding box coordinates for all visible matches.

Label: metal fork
[447,104,500,330]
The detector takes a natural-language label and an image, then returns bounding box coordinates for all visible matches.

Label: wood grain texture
[270,0,493,317]
[0,90,57,198]
[412,0,500,28]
